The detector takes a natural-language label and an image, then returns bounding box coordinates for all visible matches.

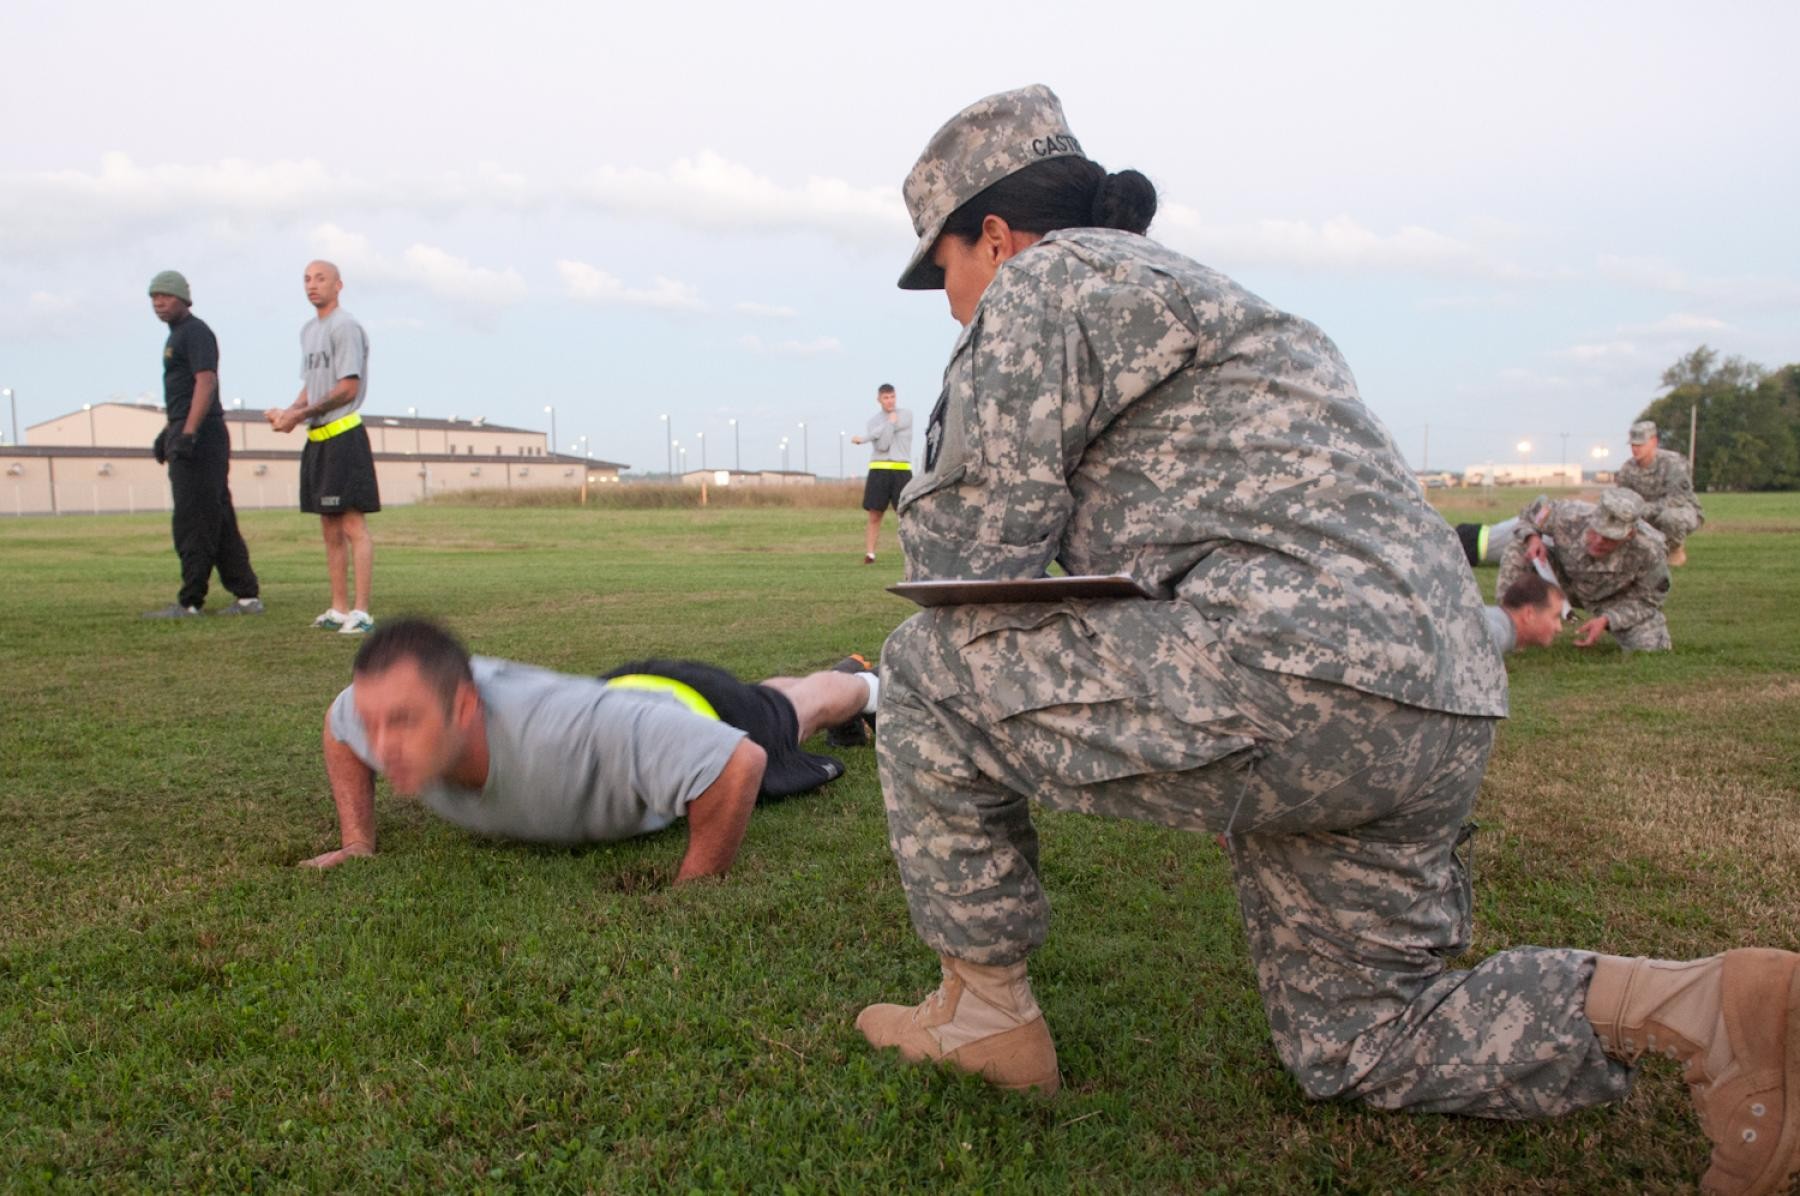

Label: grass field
[2,492,1797,1193]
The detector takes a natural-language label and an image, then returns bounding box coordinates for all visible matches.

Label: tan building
[1460,462,1584,488]
[4,402,625,516]
[676,468,817,487]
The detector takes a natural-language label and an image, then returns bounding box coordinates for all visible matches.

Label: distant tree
[1638,345,1797,491]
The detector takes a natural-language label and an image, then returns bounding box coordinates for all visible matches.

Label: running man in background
[850,383,912,565]
[265,261,380,634]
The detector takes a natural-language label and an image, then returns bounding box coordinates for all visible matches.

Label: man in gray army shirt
[856,84,1799,1196]
[300,618,878,881]
[1496,487,1672,653]
[266,261,380,635]
[1618,419,1704,565]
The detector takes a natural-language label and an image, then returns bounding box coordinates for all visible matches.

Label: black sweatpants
[168,427,259,609]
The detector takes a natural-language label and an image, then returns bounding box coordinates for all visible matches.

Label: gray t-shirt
[327,657,746,844]
[865,408,914,466]
[300,308,370,427]
[1482,605,1517,655]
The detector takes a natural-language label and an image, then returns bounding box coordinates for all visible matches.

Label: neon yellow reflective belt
[869,460,911,471]
[307,412,364,442]
[604,674,720,721]
[1477,524,1491,562]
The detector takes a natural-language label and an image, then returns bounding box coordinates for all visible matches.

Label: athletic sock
[860,673,880,714]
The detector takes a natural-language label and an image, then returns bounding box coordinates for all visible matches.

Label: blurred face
[933,234,998,327]
[930,217,1042,327]
[1630,437,1657,465]
[1584,527,1630,558]
[151,293,187,324]
[352,659,473,795]
[1513,599,1564,648]
[304,261,343,311]
[877,390,897,412]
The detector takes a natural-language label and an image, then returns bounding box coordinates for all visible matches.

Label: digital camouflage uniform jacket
[1500,498,1670,634]
[898,228,1504,719]
[1616,448,1703,543]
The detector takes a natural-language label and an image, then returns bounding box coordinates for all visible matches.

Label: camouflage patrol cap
[1629,420,1658,445]
[1593,487,1645,539]
[898,84,1087,290]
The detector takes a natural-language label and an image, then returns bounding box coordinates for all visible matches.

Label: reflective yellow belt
[307,413,364,442]
[869,460,911,471]
[604,674,720,721]
[1476,524,1491,562]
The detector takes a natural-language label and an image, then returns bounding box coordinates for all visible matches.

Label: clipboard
[887,574,1157,607]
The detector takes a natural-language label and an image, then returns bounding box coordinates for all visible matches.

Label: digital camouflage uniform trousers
[877,598,1635,1116]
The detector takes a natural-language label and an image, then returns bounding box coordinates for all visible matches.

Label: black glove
[152,427,168,464]
[169,431,198,461]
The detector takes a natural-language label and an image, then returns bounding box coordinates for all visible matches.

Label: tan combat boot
[856,956,1060,1095]
[1586,950,1800,1195]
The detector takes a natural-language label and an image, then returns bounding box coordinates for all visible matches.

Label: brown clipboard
[887,574,1157,607]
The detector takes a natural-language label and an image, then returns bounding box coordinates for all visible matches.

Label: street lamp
[696,430,706,470]
[780,436,789,473]
[678,445,687,472]
[1590,444,1609,460]
[672,439,682,477]
[797,420,808,476]
[544,405,556,456]
[84,403,95,447]
[729,418,740,472]
[231,396,247,449]
[2,387,15,447]
[839,430,846,478]
[408,406,419,453]
[660,413,672,477]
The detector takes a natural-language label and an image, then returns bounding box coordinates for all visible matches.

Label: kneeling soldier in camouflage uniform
[856,84,1798,1196]
[1619,419,1705,565]
[1496,488,1672,653]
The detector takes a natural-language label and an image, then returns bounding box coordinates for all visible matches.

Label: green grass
[1,493,1797,1193]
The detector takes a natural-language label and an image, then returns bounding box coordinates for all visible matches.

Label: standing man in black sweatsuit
[143,270,263,619]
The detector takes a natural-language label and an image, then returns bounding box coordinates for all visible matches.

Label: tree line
[1640,346,1800,491]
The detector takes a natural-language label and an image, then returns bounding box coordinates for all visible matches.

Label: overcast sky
[3,0,1796,475]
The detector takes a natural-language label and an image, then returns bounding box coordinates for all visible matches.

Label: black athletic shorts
[598,659,844,801]
[862,467,911,512]
[299,423,382,515]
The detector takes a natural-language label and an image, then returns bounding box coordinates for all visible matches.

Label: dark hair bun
[1089,169,1157,235]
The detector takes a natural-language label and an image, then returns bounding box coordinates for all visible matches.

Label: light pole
[779,437,789,473]
[1590,444,1609,481]
[574,435,590,459]
[729,418,740,472]
[696,431,706,470]
[1515,439,1531,484]
[797,421,808,475]
[839,430,845,478]
[672,439,682,478]
[231,397,247,449]
[4,387,18,447]
[660,413,672,477]
[408,406,419,453]
[679,445,687,473]
[544,405,557,456]
[84,403,95,447]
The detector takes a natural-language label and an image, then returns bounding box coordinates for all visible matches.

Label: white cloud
[309,223,526,312]
[734,301,798,318]
[1595,255,1800,309]
[555,260,707,311]
[737,333,842,357]
[1156,205,1542,282]
[576,150,905,244]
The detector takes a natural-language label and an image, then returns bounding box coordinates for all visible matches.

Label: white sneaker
[339,610,374,635]
[314,608,347,630]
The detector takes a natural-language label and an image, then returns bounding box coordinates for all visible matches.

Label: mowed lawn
[1,492,1796,1193]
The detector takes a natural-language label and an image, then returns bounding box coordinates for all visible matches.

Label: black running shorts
[299,423,382,515]
[599,659,844,800]
[861,467,911,512]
